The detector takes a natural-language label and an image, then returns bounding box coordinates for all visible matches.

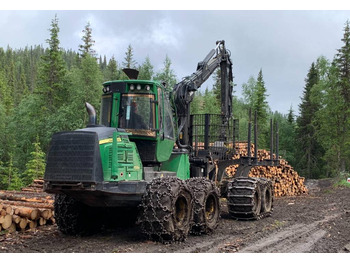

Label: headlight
[130,84,135,90]
[137,84,141,90]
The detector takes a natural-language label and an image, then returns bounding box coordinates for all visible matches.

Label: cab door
[156,87,175,162]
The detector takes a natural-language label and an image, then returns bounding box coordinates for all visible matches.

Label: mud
[1,179,349,253]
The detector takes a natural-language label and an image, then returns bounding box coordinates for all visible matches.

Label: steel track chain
[186,177,220,235]
[227,177,274,220]
[136,176,192,244]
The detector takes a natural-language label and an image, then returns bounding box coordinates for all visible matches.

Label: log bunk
[225,143,308,197]
[0,179,54,233]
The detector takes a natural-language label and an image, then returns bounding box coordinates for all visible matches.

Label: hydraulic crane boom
[172,40,233,147]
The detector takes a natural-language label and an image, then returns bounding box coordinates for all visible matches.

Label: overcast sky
[1,6,350,115]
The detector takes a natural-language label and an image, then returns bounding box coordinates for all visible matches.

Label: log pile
[226,143,308,197]
[0,179,54,233]
[21,179,45,193]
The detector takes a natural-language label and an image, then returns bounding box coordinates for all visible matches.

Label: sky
[1,2,350,115]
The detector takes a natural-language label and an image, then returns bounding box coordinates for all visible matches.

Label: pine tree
[36,14,67,111]
[287,105,294,124]
[122,44,137,69]
[252,69,270,148]
[138,56,154,80]
[105,56,119,80]
[295,62,325,178]
[334,20,350,172]
[0,69,13,114]
[154,55,177,89]
[23,136,46,185]
[79,22,96,58]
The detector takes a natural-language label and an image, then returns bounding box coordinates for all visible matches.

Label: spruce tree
[252,69,269,148]
[36,14,67,111]
[296,62,323,178]
[154,55,177,89]
[23,136,46,185]
[138,56,154,80]
[79,22,96,58]
[105,56,119,80]
[334,20,350,172]
[122,44,137,69]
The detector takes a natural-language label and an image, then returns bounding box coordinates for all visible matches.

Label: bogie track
[227,177,274,220]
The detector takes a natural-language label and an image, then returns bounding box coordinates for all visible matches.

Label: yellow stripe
[99,138,113,145]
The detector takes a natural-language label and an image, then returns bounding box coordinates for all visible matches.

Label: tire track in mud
[238,214,340,253]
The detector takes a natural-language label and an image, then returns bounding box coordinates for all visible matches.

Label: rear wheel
[260,178,274,216]
[227,177,262,220]
[137,177,193,243]
[186,177,220,235]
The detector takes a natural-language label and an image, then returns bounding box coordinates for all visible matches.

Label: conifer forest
[1,15,350,190]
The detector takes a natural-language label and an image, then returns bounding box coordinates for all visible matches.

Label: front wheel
[54,194,98,235]
[137,177,193,243]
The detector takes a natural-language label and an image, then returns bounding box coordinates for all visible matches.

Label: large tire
[137,177,193,243]
[186,177,220,235]
[260,178,274,216]
[54,194,97,235]
[227,177,262,220]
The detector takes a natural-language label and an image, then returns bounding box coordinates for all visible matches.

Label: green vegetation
[1,15,350,189]
[333,172,350,188]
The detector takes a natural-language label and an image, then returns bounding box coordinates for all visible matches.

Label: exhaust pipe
[85,102,96,126]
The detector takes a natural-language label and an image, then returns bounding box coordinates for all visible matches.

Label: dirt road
[0,180,349,253]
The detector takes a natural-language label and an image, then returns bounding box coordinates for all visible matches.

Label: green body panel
[156,138,175,162]
[99,130,143,182]
[160,153,190,180]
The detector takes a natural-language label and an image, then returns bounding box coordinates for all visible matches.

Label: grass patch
[334,179,350,188]
[333,172,350,188]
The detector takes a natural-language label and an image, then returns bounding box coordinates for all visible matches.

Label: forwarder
[44,40,279,243]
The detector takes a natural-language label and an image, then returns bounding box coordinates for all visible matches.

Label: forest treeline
[0,15,350,190]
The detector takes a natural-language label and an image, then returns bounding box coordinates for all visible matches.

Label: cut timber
[6,205,14,215]
[40,209,52,220]
[28,219,37,229]
[14,207,40,220]
[18,218,28,230]
[12,214,21,224]
[2,214,12,229]
[0,191,54,204]
[39,217,47,226]
[21,188,43,193]
[0,199,53,209]
[0,215,4,224]
[8,223,16,233]
[225,143,308,197]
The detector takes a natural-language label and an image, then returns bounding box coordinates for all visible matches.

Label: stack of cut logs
[0,179,54,233]
[226,143,308,197]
